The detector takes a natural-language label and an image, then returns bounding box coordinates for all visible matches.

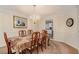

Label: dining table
[8,35,32,53]
[8,33,50,54]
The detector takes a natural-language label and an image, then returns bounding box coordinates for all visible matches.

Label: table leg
[48,38,50,46]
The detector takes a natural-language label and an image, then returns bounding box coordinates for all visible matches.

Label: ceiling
[0,5,77,16]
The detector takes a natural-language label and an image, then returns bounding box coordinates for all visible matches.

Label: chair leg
[30,51,32,54]
[42,40,46,49]
[41,42,43,51]
[29,50,32,54]
[44,40,46,49]
[26,49,32,54]
[45,43,46,49]
[37,46,39,54]
[41,45,43,51]
[8,49,12,54]
[48,38,50,46]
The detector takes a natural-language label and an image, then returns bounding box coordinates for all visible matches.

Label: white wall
[39,6,79,49]
[0,9,42,47]
[0,9,29,47]
[53,14,78,49]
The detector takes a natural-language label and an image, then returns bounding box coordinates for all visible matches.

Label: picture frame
[13,16,27,28]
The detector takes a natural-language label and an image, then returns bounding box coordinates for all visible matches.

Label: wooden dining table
[8,33,50,54]
[8,35,32,53]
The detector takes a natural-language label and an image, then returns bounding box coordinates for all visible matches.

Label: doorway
[45,20,53,39]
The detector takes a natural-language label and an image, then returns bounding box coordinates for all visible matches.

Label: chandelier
[32,5,40,24]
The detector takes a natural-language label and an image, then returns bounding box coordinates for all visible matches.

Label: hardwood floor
[48,40,78,54]
[0,39,78,54]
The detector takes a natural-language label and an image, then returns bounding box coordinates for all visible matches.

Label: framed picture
[13,16,27,28]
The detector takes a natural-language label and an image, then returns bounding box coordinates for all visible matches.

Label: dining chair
[21,32,40,54]
[38,33,43,52]
[4,32,16,54]
[43,30,50,46]
[27,30,33,35]
[19,30,26,37]
[32,32,40,53]
[40,30,48,49]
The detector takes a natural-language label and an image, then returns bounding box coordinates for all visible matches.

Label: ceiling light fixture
[32,5,37,24]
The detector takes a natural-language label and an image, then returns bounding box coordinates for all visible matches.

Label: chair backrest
[19,30,26,37]
[27,30,33,35]
[32,32,40,45]
[4,32,12,54]
[42,30,48,36]
[41,30,48,40]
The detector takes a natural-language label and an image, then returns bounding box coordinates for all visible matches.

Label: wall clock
[66,18,74,27]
